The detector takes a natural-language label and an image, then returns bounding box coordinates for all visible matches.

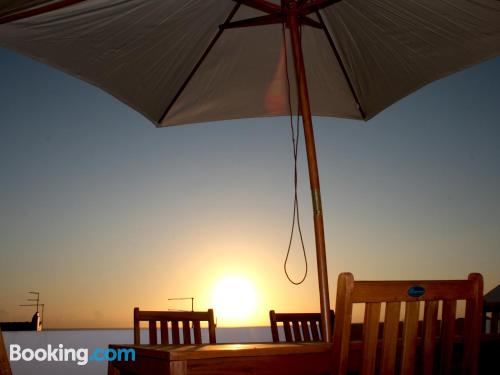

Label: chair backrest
[483,302,499,334]
[0,328,12,375]
[332,272,483,375]
[133,308,216,345]
[269,310,335,342]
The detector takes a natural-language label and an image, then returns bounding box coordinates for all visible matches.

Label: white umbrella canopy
[1,0,499,342]
[1,0,499,126]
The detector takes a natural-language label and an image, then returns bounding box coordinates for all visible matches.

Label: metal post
[288,0,332,342]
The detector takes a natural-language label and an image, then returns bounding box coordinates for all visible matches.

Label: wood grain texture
[183,351,332,375]
[462,273,483,375]
[422,300,439,375]
[332,273,483,375]
[108,343,333,375]
[400,301,419,375]
[380,302,400,375]
[360,302,381,375]
[171,360,188,375]
[288,1,332,342]
[351,280,475,303]
[332,272,354,375]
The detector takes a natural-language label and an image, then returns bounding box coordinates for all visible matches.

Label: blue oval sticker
[408,285,425,298]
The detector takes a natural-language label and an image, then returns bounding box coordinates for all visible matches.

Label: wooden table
[108,342,334,375]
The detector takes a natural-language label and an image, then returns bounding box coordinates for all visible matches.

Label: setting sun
[212,275,258,326]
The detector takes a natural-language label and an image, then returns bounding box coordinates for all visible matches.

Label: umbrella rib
[299,16,322,29]
[0,0,87,24]
[234,0,281,15]
[158,3,241,124]
[300,0,343,15]
[315,10,366,120]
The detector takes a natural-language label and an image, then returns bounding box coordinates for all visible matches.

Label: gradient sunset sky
[0,48,499,329]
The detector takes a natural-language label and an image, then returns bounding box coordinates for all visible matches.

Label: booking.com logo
[9,344,135,366]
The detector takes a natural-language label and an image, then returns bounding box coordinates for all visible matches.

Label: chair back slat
[133,308,140,346]
[292,321,302,342]
[182,320,191,344]
[193,321,202,344]
[422,300,439,375]
[283,321,293,341]
[332,273,483,375]
[361,302,381,375]
[160,321,169,344]
[0,328,12,375]
[440,300,457,375]
[133,308,216,345]
[269,310,335,343]
[463,275,483,373]
[380,302,401,375]
[269,310,279,342]
[311,321,321,341]
[207,309,216,344]
[172,320,180,344]
[148,320,157,345]
[333,272,355,375]
[400,301,419,375]
[301,320,311,341]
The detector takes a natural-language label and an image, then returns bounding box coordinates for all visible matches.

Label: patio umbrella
[1,0,499,342]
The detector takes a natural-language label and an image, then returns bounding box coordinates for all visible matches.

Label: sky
[0,47,499,329]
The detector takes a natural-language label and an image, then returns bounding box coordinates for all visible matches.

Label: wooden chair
[269,310,334,342]
[332,272,483,375]
[482,297,499,335]
[133,308,216,345]
[0,328,12,375]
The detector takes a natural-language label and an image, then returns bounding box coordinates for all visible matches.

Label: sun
[212,275,257,326]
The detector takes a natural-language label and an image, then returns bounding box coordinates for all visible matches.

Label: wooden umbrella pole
[288,1,332,342]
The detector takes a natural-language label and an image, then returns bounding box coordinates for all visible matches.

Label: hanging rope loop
[282,22,308,285]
